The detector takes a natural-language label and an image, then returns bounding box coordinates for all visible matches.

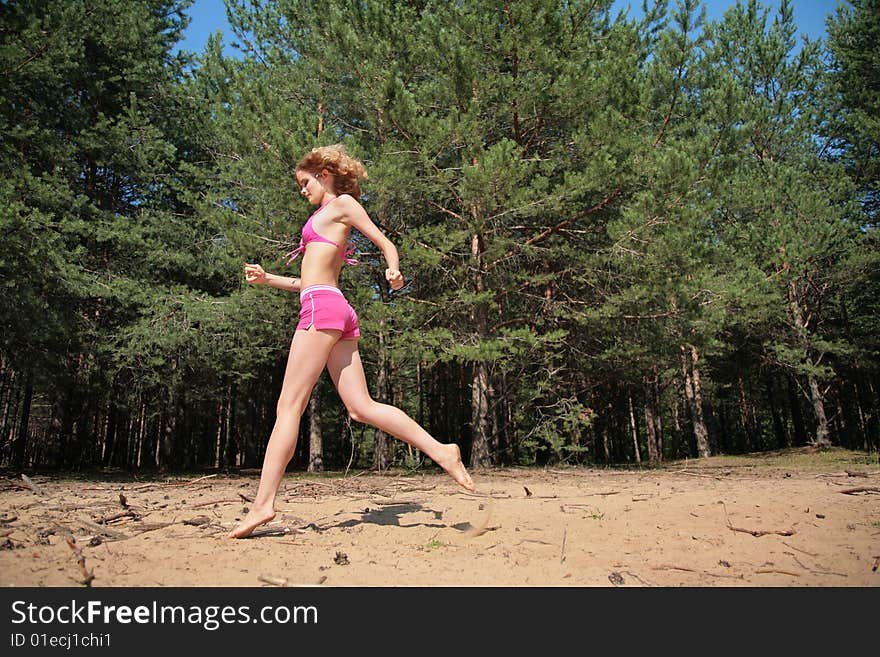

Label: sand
[1,447,877,587]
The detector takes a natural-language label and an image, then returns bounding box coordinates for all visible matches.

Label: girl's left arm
[339,195,404,289]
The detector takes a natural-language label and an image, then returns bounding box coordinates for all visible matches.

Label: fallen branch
[97,510,139,524]
[131,522,176,535]
[722,502,794,537]
[169,474,218,486]
[672,470,724,479]
[839,486,880,495]
[65,538,95,587]
[728,524,795,537]
[258,574,289,587]
[560,526,567,564]
[20,474,45,496]
[190,498,241,509]
[651,563,744,580]
[755,569,801,577]
[781,541,818,557]
[76,519,128,541]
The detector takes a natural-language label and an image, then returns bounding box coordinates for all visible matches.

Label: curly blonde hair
[297,144,368,200]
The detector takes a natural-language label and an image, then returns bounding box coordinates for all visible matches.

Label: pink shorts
[296,285,360,339]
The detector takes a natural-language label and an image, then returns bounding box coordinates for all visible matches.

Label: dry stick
[781,540,818,557]
[839,486,880,495]
[621,570,655,586]
[65,538,95,587]
[560,526,567,564]
[728,525,795,537]
[0,515,18,523]
[721,501,794,537]
[651,564,744,580]
[132,522,177,536]
[672,470,723,479]
[130,474,220,492]
[20,474,45,496]
[755,569,801,577]
[98,510,139,524]
[78,519,128,540]
[189,498,242,509]
[258,575,289,587]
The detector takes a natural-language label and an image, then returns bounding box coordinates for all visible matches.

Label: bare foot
[228,505,276,539]
[437,443,476,492]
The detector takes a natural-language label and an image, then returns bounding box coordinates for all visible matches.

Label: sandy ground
[1,448,878,587]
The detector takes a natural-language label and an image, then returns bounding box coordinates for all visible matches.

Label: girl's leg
[230,327,341,538]
[326,339,475,491]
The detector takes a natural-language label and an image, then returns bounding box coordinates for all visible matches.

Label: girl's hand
[244,263,268,285]
[385,268,404,290]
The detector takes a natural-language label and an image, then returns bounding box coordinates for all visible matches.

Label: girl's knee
[346,399,375,424]
[277,393,310,418]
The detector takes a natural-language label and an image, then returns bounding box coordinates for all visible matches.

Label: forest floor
[1,447,878,587]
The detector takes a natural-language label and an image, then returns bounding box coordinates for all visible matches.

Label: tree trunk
[643,370,663,463]
[627,391,641,464]
[308,391,323,472]
[788,281,831,447]
[12,372,33,468]
[601,422,611,463]
[470,231,492,467]
[682,345,710,458]
[807,374,831,447]
[373,318,391,471]
[214,399,223,470]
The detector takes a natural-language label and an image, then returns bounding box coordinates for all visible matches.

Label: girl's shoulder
[332,193,366,219]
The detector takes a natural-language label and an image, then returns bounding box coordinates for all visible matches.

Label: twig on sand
[190,498,242,509]
[755,569,801,577]
[728,524,795,537]
[560,526,567,564]
[258,574,289,587]
[651,563,744,580]
[621,570,655,586]
[65,537,95,587]
[839,486,880,495]
[721,501,794,537]
[20,474,45,496]
[78,519,128,541]
[131,522,176,536]
[132,474,219,492]
[781,541,818,557]
[672,469,723,479]
[98,510,139,524]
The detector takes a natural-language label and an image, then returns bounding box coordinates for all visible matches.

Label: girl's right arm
[244,263,301,293]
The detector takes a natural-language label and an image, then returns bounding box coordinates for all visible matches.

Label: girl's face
[295,170,327,205]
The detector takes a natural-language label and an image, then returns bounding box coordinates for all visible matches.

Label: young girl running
[230,145,475,538]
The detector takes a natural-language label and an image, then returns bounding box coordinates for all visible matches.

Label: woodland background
[1,0,878,474]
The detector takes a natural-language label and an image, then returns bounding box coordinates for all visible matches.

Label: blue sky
[176,0,843,56]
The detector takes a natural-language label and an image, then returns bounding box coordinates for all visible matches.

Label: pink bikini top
[285,204,358,266]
